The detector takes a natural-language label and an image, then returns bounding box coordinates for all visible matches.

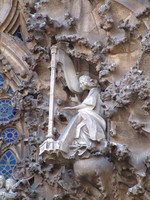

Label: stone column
[39,46,57,155]
[47,46,57,138]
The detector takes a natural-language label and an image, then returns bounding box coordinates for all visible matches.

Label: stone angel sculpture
[0,177,17,200]
[3,178,17,200]
[53,74,106,159]
[0,175,6,200]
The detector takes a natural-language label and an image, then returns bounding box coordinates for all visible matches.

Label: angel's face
[5,179,14,191]
[79,80,87,90]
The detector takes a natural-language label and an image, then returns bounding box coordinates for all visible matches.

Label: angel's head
[5,178,16,191]
[79,75,98,90]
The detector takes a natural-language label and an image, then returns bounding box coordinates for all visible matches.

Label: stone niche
[0,0,150,200]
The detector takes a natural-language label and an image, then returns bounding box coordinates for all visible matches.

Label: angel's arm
[63,103,87,110]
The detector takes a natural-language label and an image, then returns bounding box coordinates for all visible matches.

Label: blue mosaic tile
[8,87,13,95]
[2,128,18,143]
[0,100,17,122]
[0,151,16,179]
[0,75,4,88]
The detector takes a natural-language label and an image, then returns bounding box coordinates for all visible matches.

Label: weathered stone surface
[0,0,150,199]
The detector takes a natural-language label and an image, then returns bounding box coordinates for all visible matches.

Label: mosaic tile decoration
[0,75,4,88]
[2,128,18,143]
[0,99,17,122]
[0,151,16,179]
[8,87,13,95]
[0,75,14,94]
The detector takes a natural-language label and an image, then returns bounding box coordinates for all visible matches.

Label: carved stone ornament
[0,0,150,199]
[40,74,106,159]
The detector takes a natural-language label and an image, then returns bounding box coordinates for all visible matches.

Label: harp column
[47,45,57,138]
[39,45,57,155]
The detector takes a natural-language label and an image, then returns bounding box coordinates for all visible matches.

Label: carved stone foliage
[0,0,150,199]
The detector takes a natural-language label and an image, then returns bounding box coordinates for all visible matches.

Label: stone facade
[0,0,150,199]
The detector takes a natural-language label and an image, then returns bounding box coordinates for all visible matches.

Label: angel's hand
[63,107,74,110]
